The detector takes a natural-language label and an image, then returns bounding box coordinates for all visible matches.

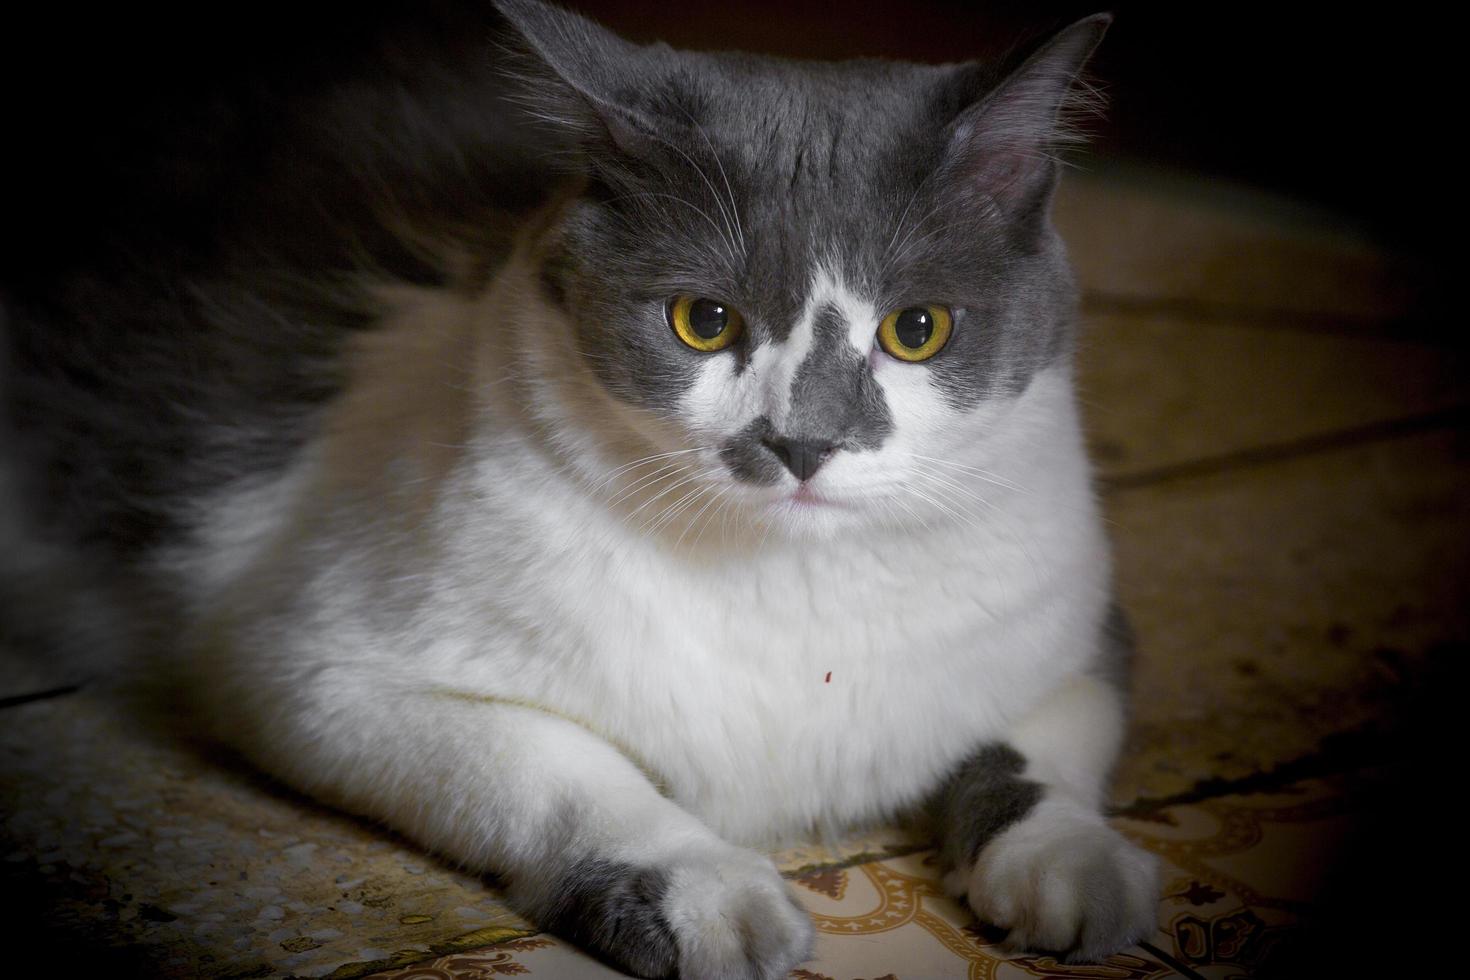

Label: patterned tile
[366,777,1366,979]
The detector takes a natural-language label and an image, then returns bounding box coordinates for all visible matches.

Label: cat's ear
[939,14,1111,217]
[493,0,664,157]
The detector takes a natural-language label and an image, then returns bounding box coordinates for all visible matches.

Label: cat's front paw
[542,846,813,979]
[957,797,1159,962]
[661,845,815,980]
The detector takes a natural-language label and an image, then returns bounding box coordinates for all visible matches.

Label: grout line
[1079,292,1449,342]
[1138,940,1211,980]
[0,683,84,710]
[1100,406,1469,492]
[781,843,932,880]
[1110,725,1397,820]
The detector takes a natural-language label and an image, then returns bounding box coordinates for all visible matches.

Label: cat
[0,1,1159,976]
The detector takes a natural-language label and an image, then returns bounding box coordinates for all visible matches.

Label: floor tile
[1106,428,1469,805]
[1077,312,1468,479]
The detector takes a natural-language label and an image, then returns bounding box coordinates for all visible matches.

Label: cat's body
[2,2,1159,976]
[190,284,1110,845]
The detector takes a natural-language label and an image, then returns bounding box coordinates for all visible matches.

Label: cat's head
[495,0,1107,539]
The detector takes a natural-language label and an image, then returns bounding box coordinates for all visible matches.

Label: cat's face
[503,1,1104,537]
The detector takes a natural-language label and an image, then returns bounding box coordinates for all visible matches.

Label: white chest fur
[425,452,1106,844]
[413,350,1108,843]
[183,282,1110,847]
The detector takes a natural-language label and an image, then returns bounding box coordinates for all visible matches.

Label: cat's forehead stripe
[771,266,892,449]
[794,265,876,346]
[756,263,845,430]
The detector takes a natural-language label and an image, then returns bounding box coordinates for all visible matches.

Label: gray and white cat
[1,1,1159,976]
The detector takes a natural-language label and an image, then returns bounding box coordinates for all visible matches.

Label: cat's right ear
[493,0,663,158]
[936,13,1111,220]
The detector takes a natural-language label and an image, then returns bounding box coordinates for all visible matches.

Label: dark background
[5,0,1450,261]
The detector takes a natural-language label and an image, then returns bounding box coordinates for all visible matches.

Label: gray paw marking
[545,847,814,979]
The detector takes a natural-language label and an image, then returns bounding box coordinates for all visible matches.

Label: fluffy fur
[1,2,1158,976]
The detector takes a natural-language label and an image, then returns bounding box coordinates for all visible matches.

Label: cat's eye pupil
[688,299,729,339]
[894,308,933,349]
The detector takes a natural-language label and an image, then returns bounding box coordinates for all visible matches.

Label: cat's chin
[754,489,877,540]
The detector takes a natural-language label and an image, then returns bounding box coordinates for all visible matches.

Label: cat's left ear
[493,0,666,157]
[939,13,1111,217]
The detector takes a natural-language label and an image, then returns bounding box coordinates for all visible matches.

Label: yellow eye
[669,295,745,352]
[877,305,953,362]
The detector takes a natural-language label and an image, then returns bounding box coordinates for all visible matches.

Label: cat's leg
[934,621,1159,961]
[209,673,813,979]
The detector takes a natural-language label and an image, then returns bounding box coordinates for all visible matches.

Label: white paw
[965,797,1159,961]
[660,845,815,980]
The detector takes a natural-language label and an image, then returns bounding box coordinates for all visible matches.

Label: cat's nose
[762,437,837,482]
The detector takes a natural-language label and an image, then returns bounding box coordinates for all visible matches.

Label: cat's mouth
[791,484,824,504]
[754,481,870,537]
[781,483,847,509]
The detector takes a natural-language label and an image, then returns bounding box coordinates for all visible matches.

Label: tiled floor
[2,165,1464,978]
[1056,170,1468,809]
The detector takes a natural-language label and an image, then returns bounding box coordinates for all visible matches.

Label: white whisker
[905,461,1001,514]
[644,481,713,537]
[589,446,707,495]
[894,451,1029,494]
[679,484,729,553]
[628,468,706,525]
[606,461,687,507]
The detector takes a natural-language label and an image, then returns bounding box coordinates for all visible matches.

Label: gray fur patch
[720,416,783,486]
[935,743,1044,873]
[1089,601,1138,699]
[539,859,677,978]
[784,303,892,451]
